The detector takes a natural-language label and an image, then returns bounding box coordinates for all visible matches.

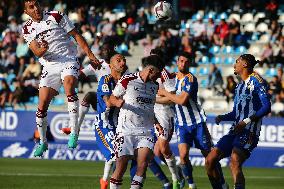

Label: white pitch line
[0,172,283,179]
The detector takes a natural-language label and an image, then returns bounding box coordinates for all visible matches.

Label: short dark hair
[178,51,192,61]
[240,54,259,68]
[142,55,165,71]
[23,0,37,8]
[150,47,164,58]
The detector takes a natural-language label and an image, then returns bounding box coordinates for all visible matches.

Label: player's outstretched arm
[68,29,101,68]
[29,40,48,57]
[156,95,174,105]
[109,95,124,108]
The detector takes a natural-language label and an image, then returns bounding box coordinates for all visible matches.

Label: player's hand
[90,57,103,70]
[155,123,164,136]
[39,40,48,49]
[234,121,246,134]
[116,99,125,108]
[215,115,223,125]
[157,88,167,97]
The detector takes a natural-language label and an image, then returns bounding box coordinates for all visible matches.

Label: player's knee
[205,155,214,170]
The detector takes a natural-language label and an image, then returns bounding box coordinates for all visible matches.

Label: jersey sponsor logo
[136,97,153,104]
[102,84,110,93]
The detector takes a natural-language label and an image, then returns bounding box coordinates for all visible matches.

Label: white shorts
[155,114,174,141]
[114,133,155,158]
[39,61,80,92]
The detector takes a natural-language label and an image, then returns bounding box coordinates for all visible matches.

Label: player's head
[177,51,192,74]
[110,53,127,74]
[234,54,259,75]
[99,42,116,63]
[23,0,42,21]
[142,55,165,81]
[150,47,164,58]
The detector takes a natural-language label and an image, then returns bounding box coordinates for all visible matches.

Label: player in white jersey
[109,55,165,189]
[206,54,271,189]
[22,0,101,157]
[149,48,182,189]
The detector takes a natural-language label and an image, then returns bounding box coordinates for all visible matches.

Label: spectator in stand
[268,76,282,102]
[206,18,215,45]
[207,63,224,94]
[277,67,284,88]
[181,28,194,54]
[269,20,281,43]
[224,75,237,103]
[191,17,206,45]
[16,36,29,77]
[259,43,273,67]
[54,0,67,13]
[213,19,229,46]
[228,18,241,46]
[22,57,41,80]
[7,16,20,33]
[265,0,278,20]
[8,78,27,109]
[0,79,11,109]
[124,17,139,47]
[141,34,157,57]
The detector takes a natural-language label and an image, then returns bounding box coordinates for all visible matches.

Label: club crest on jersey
[185,85,191,91]
[102,84,109,93]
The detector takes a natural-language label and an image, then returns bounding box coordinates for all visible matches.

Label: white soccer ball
[154,1,173,21]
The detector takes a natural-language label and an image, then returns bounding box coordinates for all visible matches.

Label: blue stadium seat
[217,12,228,20]
[198,56,209,65]
[52,97,65,106]
[224,57,235,65]
[6,73,16,84]
[235,46,247,54]
[211,57,222,64]
[222,46,234,54]
[209,45,220,54]
[189,67,197,75]
[200,79,208,88]
[199,68,209,76]
[265,68,277,77]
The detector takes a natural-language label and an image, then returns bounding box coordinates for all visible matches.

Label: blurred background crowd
[0,0,283,116]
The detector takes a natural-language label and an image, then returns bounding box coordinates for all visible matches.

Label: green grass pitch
[0,158,283,189]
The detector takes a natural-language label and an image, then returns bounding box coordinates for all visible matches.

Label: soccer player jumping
[205,54,271,189]
[22,0,101,157]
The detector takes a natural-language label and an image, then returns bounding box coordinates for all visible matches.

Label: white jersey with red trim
[112,72,158,135]
[81,59,111,81]
[22,11,77,65]
[154,69,175,114]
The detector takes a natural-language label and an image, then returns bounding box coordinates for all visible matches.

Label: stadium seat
[6,73,16,84]
[278,14,284,24]
[243,23,255,33]
[217,12,228,20]
[198,56,209,65]
[265,68,277,77]
[209,45,220,54]
[211,57,222,64]
[254,12,266,23]
[228,13,241,22]
[271,102,284,114]
[52,97,65,106]
[256,22,268,33]
[254,67,264,75]
[199,68,209,76]
[248,45,261,56]
[199,89,213,98]
[235,46,247,54]
[200,79,208,88]
[258,34,270,44]
[222,46,234,54]
[241,13,254,23]
[202,100,214,110]
[189,67,197,75]
[224,57,235,65]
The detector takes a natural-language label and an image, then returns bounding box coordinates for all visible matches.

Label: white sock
[110,178,122,189]
[102,160,113,181]
[131,175,144,189]
[36,109,48,144]
[67,94,79,135]
[165,155,179,181]
[78,104,90,127]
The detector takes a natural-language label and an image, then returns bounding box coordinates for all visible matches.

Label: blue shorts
[94,121,116,161]
[176,122,213,151]
[216,130,259,158]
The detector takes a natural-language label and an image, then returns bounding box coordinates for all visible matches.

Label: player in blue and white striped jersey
[205,54,271,189]
[158,52,227,189]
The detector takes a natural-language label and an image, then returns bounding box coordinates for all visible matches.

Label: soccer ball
[154,1,173,20]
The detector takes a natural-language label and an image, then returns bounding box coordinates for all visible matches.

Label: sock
[110,178,122,189]
[130,160,137,180]
[208,176,223,189]
[102,160,113,181]
[67,94,79,135]
[78,101,90,127]
[216,162,225,185]
[149,160,169,184]
[131,175,144,189]
[36,109,48,144]
[180,161,194,184]
[165,155,179,181]
[234,183,245,189]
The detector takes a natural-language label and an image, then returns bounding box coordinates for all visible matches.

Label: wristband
[243,117,251,125]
